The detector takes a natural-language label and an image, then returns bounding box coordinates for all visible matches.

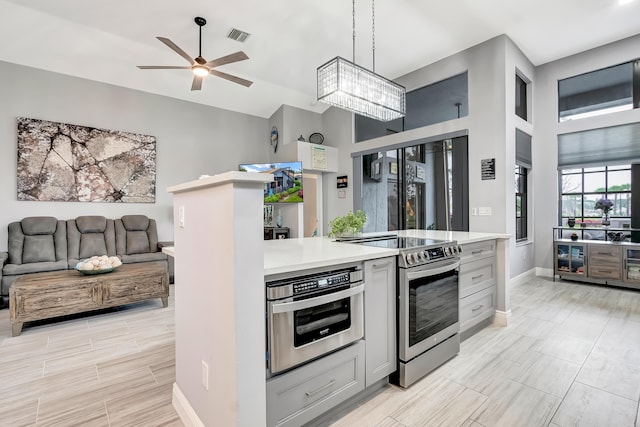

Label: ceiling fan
[138,17,253,91]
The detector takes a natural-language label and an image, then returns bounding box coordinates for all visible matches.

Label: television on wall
[239,161,303,203]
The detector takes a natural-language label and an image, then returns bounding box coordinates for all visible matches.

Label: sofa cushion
[115,216,159,256]
[67,217,117,262]
[120,253,167,264]
[121,215,150,231]
[3,260,68,276]
[21,217,58,235]
[76,216,108,233]
[8,217,67,265]
[22,235,56,263]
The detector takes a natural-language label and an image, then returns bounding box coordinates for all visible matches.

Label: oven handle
[405,261,460,281]
[271,283,364,314]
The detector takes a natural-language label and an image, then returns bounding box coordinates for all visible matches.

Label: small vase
[567,218,576,228]
[602,212,610,226]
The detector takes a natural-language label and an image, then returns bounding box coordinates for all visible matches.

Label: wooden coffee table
[9,261,169,336]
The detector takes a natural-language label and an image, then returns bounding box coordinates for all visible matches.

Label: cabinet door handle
[472,304,484,312]
[472,250,483,255]
[471,274,484,281]
[372,261,391,269]
[305,379,336,397]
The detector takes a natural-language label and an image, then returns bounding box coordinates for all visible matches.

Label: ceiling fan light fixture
[192,65,209,77]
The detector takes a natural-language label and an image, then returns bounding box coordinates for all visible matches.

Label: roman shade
[516,129,532,169]
[558,122,640,169]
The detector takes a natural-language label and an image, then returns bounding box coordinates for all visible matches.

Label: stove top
[339,234,460,268]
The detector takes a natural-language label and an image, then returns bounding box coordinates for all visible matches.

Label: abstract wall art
[17,117,156,203]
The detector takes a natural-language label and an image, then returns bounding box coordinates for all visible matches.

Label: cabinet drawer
[12,282,100,322]
[460,240,496,263]
[266,341,365,427]
[459,257,496,298]
[589,265,622,280]
[460,286,495,332]
[589,245,621,258]
[102,274,168,306]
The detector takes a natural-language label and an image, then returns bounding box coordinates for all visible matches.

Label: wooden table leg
[11,322,23,337]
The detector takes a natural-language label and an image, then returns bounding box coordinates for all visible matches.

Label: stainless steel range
[343,235,461,388]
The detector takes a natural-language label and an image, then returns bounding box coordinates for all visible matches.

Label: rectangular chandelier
[317,56,406,122]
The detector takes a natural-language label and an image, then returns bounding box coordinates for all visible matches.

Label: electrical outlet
[471,208,477,216]
[178,206,185,228]
[202,361,209,390]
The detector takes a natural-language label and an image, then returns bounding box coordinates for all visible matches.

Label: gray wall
[533,34,640,272]
[0,60,270,251]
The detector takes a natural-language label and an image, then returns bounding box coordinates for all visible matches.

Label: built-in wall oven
[341,235,460,388]
[266,263,364,376]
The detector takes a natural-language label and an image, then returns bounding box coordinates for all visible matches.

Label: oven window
[294,297,351,347]
[409,270,458,346]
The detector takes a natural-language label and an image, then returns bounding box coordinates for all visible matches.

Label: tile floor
[0,276,639,426]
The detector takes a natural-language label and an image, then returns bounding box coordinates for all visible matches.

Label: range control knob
[406,253,414,265]
[424,250,430,260]
[444,247,450,256]
[452,246,457,254]
[458,245,463,253]
[412,253,420,263]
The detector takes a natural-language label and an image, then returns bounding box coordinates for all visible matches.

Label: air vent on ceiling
[227,28,250,42]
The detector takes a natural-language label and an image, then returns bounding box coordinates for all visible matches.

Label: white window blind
[516,129,532,169]
[558,122,640,169]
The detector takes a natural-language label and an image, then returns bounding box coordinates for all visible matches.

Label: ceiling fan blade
[137,66,191,69]
[205,51,249,68]
[191,75,203,91]
[209,69,253,87]
[157,37,194,65]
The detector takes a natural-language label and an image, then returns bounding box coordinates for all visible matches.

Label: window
[515,74,528,120]
[560,165,631,227]
[355,72,468,142]
[515,166,528,241]
[515,129,531,241]
[558,60,640,122]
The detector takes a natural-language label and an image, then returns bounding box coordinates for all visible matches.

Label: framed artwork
[17,117,156,202]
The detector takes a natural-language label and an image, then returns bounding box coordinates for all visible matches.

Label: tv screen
[239,161,303,203]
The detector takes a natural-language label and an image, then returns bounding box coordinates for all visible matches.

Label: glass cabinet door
[625,249,640,282]
[556,243,586,275]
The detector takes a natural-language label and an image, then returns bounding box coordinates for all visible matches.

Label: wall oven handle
[405,261,460,281]
[271,284,364,314]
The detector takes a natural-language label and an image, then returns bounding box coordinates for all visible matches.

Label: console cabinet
[553,237,640,290]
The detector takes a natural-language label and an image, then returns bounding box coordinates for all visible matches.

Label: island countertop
[263,230,509,276]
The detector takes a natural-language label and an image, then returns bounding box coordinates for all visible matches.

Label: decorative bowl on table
[607,231,630,242]
[74,255,122,275]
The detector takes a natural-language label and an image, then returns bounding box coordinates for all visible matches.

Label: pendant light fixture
[317,0,406,122]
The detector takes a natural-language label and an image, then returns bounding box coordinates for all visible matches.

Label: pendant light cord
[372,0,376,73]
[352,0,356,63]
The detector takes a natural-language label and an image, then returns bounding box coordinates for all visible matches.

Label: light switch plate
[478,207,492,216]
[178,206,185,228]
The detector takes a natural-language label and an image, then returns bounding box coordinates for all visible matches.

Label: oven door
[268,283,364,374]
[399,259,459,361]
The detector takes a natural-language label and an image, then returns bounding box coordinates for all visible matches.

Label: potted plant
[328,210,367,237]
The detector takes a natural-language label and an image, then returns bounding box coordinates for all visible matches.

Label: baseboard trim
[536,267,554,278]
[510,268,537,287]
[172,382,205,427]
[494,309,512,326]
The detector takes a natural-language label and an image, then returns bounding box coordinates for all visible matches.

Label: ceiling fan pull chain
[199,24,202,58]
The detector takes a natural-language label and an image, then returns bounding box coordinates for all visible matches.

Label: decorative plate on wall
[309,132,324,145]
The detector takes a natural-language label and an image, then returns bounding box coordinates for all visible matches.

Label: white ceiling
[1,0,639,119]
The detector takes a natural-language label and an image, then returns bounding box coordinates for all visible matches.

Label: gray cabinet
[266,341,365,427]
[364,257,397,387]
[459,240,497,334]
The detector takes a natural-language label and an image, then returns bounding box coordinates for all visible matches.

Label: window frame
[515,165,528,242]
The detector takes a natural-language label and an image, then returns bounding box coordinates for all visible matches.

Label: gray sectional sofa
[0,215,172,309]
